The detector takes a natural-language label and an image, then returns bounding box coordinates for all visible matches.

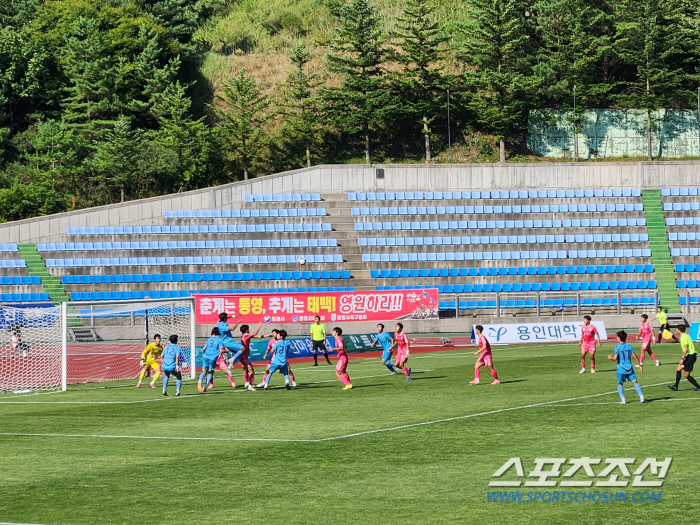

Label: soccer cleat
[175,391,181,396]
[247,385,256,392]
[136,382,142,388]
[620,399,627,405]
[263,385,268,391]
[579,368,586,374]
[313,363,318,367]
[162,391,167,396]
[640,397,646,403]
[197,381,203,392]
[292,381,297,387]
[390,371,398,375]
[406,376,411,381]
[343,384,353,390]
[636,365,642,369]
[244,382,250,388]
[695,388,700,392]
[656,360,660,366]
[257,381,265,388]
[590,369,596,374]
[668,385,678,391]
[286,383,291,390]
[491,380,500,385]
[149,383,156,388]
[230,383,237,389]
[469,379,479,385]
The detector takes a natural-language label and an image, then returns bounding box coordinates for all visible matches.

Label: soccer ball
[298,257,306,265]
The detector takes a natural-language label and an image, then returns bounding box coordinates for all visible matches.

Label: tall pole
[697,87,700,159]
[447,89,451,163]
[573,86,578,162]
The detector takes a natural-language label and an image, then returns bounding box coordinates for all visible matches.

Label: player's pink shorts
[336,355,348,374]
[215,355,230,371]
[239,354,252,368]
[477,354,493,367]
[396,350,409,363]
[641,339,652,352]
[582,343,596,353]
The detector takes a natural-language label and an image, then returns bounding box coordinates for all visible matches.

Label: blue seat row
[244,193,321,202]
[361,249,652,262]
[351,203,643,215]
[0,292,50,302]
[0,244,19,252]
[671,248,700,257]
[676,263,700,272]
[63,269,352,285]
[677,281,700,289]
[164,208,326,218]
[67,223,333,235]
[680,297,700,305]
[370,264,653,277]
[47,253,344,267]
[666,217,700,226]
[39,239,338,252]
[662,188,700,196]
[663,202,700,211]
[437,297,655,310]
[669,232,700,241]
[71,286,356,301]
[0,259,26,268]
[355,217,646,231]
[348,189,641,200]
[359,233,648,247]
[378,280,656,292]
[0,276,41,285]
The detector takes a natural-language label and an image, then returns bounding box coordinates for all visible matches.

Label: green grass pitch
[0,341,698,524]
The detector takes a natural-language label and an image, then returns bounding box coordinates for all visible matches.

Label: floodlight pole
[573,86,578,162]
[447,89,451,163]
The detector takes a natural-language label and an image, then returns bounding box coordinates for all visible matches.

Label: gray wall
[2,161,700,244]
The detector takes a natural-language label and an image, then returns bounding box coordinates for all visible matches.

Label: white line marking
[0,382,673,443]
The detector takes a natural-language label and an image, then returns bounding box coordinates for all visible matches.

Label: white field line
[0,370,433,405]
[0,382,673,443]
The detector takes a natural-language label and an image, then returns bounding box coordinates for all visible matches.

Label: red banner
[193,289,439,324]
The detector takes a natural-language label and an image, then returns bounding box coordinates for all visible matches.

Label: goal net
[0,298,195,394]
[64,298,195,386]
[0,304,63,393]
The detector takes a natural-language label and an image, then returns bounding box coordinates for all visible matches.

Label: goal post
[1,297,196,394]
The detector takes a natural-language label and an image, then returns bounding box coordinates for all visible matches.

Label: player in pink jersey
[578,315,601,373]
[333,327,352,390]
[391,322,412,381]
[470,325,499,385]
[257,330,297,388]
[636,314,659,368]
[210,349,238,389]
[240,321,265,391]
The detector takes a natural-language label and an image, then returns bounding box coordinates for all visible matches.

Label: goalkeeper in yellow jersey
[137,334,164,388]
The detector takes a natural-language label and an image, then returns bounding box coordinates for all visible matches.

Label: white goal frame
[60,297,196,391]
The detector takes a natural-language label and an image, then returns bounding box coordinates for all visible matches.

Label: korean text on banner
[478,321,607,344]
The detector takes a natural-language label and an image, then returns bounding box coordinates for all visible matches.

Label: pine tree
[212,70,270,180]
[614,0,699,160]
[61,17,117,142]
[280,45,324,168]
[461,0,537,162]
[393,0,451,163]
[324,0,395,164]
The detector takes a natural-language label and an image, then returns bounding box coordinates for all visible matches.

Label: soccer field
[0,341,698,524]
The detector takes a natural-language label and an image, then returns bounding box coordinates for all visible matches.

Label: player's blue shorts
[617,371,637,383]
[202,357,218,370]
[269,362,289,375]
[382,349,393,361]
[222,339,243,352]
[163,368,182,379]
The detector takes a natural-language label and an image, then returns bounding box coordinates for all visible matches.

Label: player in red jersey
[636,314,659,368]
[470,325,499,385]
[240,321,264,391]
[333,327,352,390]
[578,315,601,373]
[257,330,297,388]
[391,322,412,381]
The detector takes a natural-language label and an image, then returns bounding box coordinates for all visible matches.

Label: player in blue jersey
[161,335,183,396]
[607,330,646,405]
[263,329,293,391]
[372,323,397,374]
[218,312,244,363]
[199,327,225,393]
